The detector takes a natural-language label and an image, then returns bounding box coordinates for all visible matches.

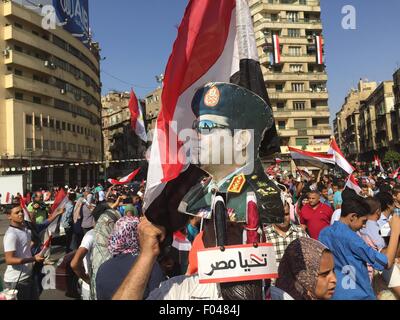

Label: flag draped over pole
[107,168,141,186]
[328,138,355,175]
[129,89,148,143]
[144,0,280,217]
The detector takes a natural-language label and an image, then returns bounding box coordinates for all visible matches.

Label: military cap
[191,82,274,149]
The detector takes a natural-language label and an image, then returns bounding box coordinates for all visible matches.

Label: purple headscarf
[108,216,140,257]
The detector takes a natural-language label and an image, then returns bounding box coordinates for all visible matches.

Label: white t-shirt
[79,229,95,291]
[331,209,342,225]
[3,226,33,283]
[146,275,294,300]
[98,190,105,202]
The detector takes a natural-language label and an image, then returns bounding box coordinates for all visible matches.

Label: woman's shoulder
[269,286,294,300]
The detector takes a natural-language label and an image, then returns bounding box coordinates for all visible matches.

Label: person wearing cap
[114,82,285,300]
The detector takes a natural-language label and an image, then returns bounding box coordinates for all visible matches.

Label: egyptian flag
[107,168,141,186]
[5,192,11,204]
[129,89,148,143]
[316,35,323,65]
[144,0,280,229]
[374,155,384,173]
[20,197,32,223]
[328,138,355,175]
[45,189,69,240]
[391,167,400,179]
[272,34,281,65]
[345,174,362,196]
[172,231,192,252]
[289,146,335,169]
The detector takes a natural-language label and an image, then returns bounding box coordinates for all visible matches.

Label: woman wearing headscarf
[275,237,337,300]
[95,216,165,300]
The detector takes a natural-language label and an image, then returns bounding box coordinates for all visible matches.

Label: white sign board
[198,244,278,284]
[0,175,24,205]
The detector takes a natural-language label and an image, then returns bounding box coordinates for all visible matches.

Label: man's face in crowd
[333,185,338,193]
[321,188,329,200]
[276,204,290,230]
[313,251,337,300]
[308,193,320,207]
[8,206,24,225]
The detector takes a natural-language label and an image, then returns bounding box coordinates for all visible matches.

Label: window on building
[290,64,303,72]
[32,30,39,36]
[35,139,42,149]
[49,119,54,128]
[14,22,23,29]
[62,122,66,130]
[72,125,76,132]
[312,119,318,126]
[43,140,49,150]
[294,101,306,110]
[296,138,309,147]
[278,121,286,130]
[26,115,33,125]
[35,117,41,128]
[56,120,61,130]
[67,123,71,131]
[276,84,284,92]
[277,102,285,109]
[288,46,301,56]
[287,12,299,23]
[26,138,33,150]
[288,29,300,38]
[50,141,55,150]
[56,141,61,151]
[15,92,24,100]
[14,69,23,76]
[292,83,304,92]
[33,96,41,104]
[311,101,317,109]
[294,119,307,129]
[14,45,23,53]
[43,118,48,127]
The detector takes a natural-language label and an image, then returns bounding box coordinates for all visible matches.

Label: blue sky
[90,0,400,118]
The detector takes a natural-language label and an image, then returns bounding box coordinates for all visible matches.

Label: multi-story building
[102,91,147,178]
[359,81,395,161]
[0,1,103,191]
[392,68,400,152]
[334,80,377,161]
[145,87,162,131]
[250,0,332,158]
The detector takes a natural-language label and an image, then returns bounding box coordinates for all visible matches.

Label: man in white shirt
[71,229,95,300]
[3,205,45,300]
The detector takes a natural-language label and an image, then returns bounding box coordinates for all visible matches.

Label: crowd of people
[1,168,400,300]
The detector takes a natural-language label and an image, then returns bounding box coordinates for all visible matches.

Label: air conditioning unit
[60,88,66,95]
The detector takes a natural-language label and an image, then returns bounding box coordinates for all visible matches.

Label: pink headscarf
[108,216,140,257]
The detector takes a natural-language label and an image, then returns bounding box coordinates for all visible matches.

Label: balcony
[273,108,330,118]
[254,19,323,32]
[268,90,329,100]
[262,71,328,82]
[251,1,321,16]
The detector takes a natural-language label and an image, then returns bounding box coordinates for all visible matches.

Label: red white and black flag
[289,146,335,169]
[272,34,281,65]
[144,0,279,230]
[316,35,324,65]
[108,168,141,186]
[129,89,148,143]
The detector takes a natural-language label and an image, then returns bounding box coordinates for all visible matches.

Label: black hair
[375,192,394,212]
[364,197,381,215]
[337,181,345,189]
[341,197,370,217]
[379,184,392,194]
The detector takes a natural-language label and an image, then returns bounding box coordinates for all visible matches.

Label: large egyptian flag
[328,138,355,175]
[144,0,279,219]
[129,89,148,143]
[289,146,335,169]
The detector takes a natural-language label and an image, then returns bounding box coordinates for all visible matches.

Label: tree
[384,150,400,169]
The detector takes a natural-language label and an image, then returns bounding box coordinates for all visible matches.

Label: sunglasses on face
[192,119,230,134]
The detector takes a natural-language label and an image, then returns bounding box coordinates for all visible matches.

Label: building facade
[334,80,377,161]
[250,0,332,157]
[359,81,395,161]
[392,68,400,152]
[144,87,162,131]
[0,1,102,191]
[102,91,147,179]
